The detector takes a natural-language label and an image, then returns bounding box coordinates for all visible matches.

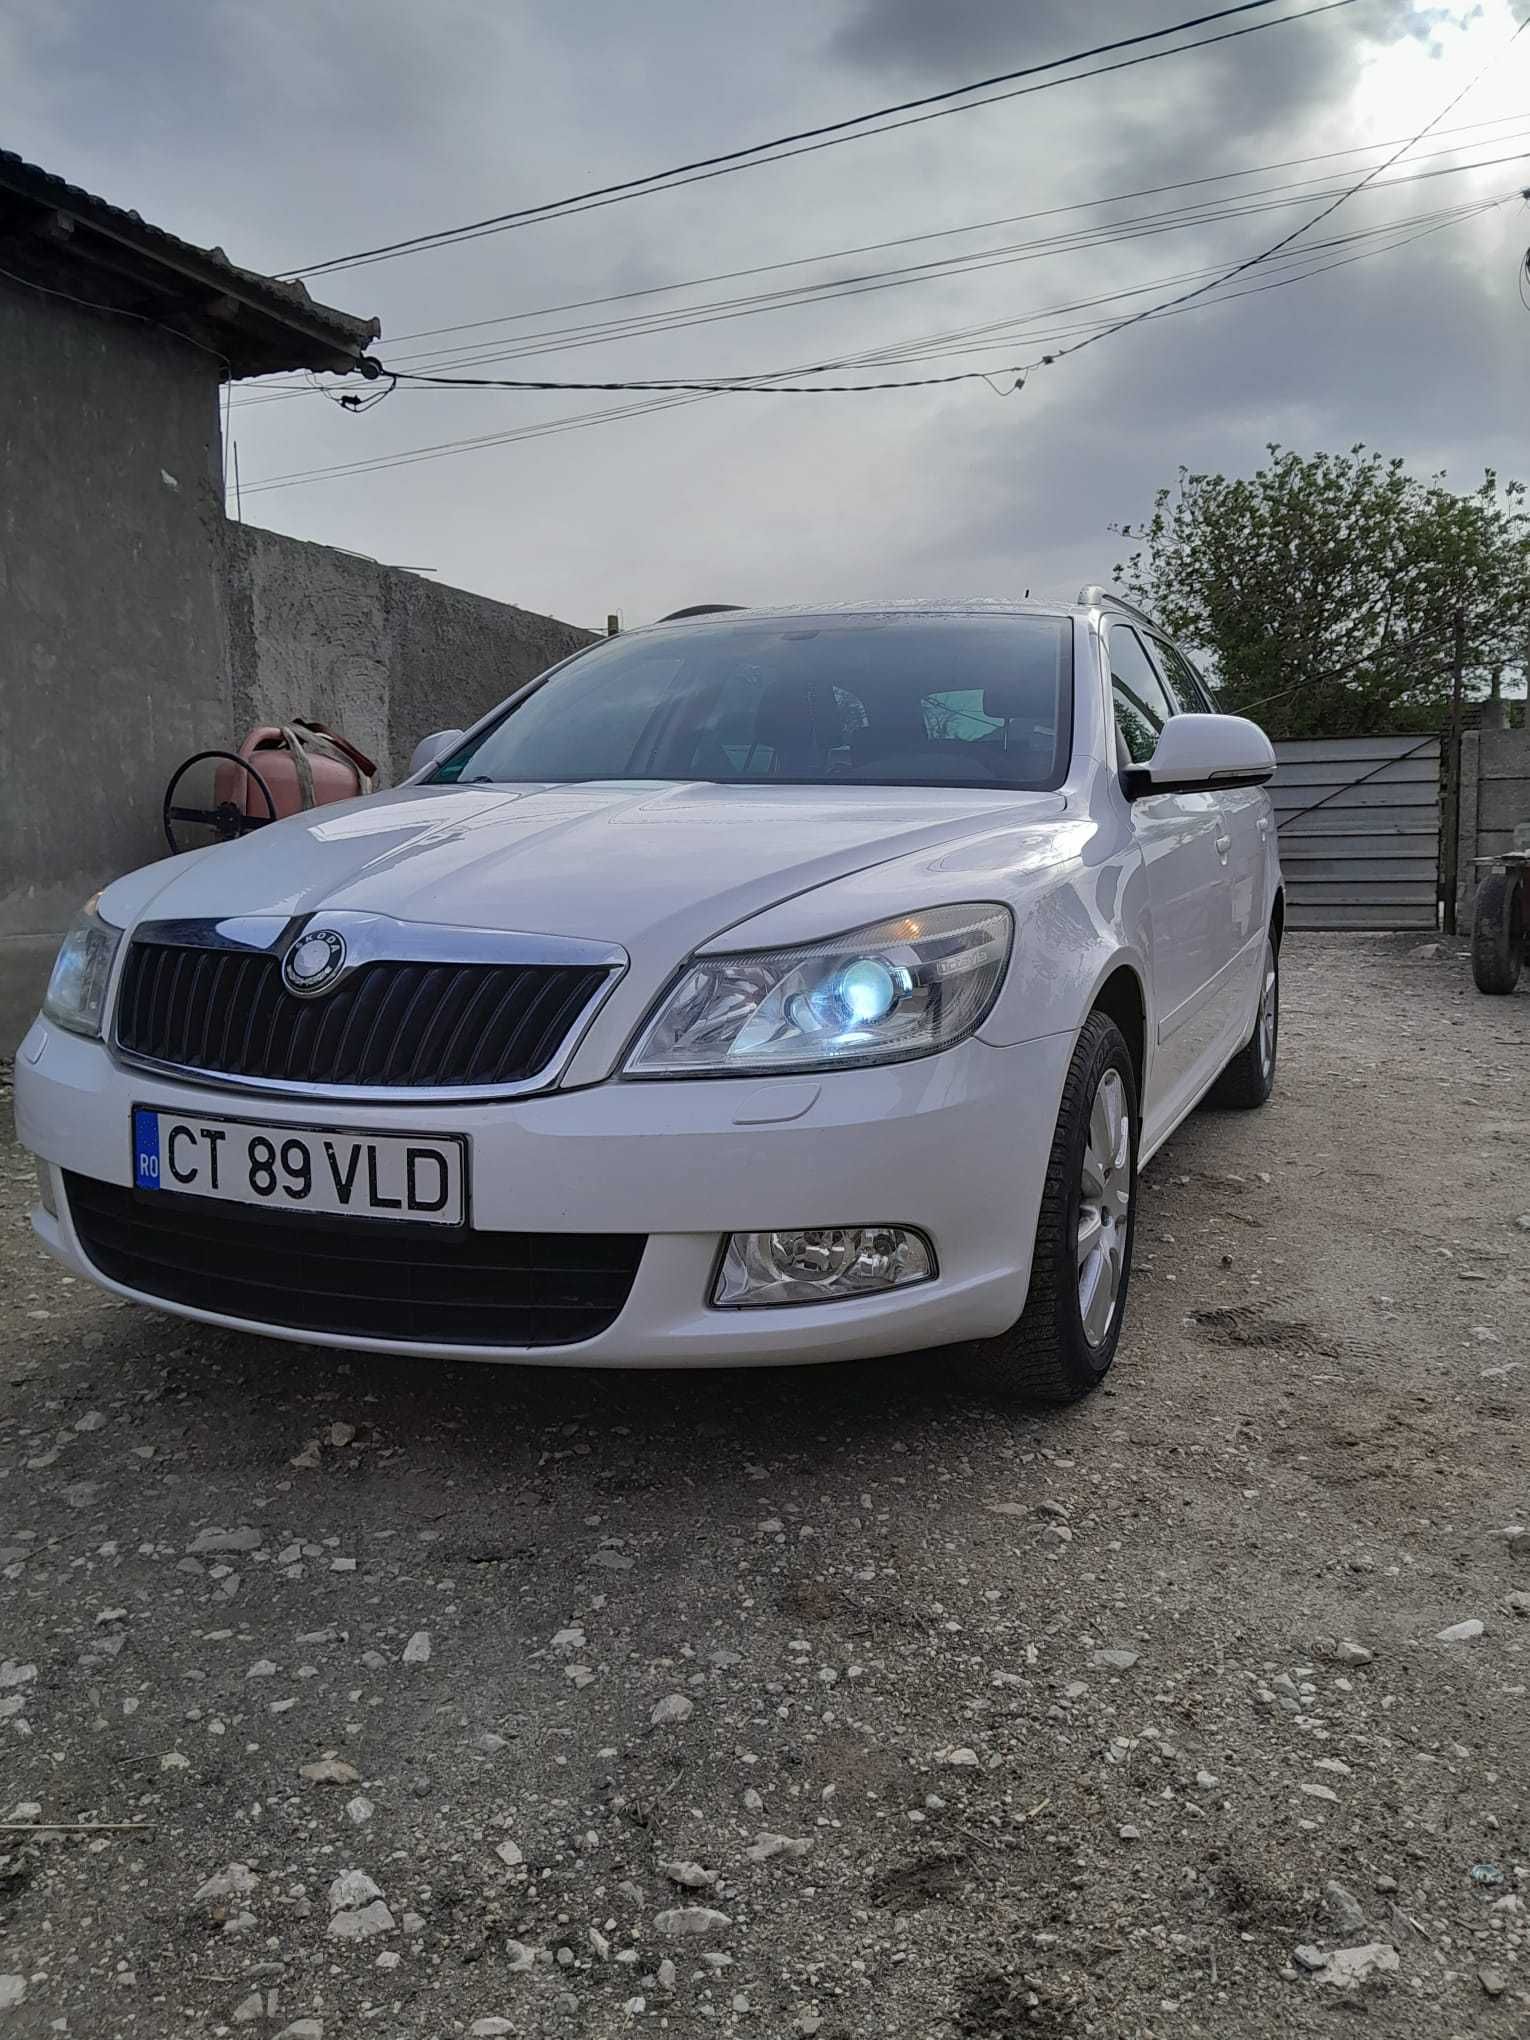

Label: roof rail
[1076,585,1163,632]
[657,603,747,622]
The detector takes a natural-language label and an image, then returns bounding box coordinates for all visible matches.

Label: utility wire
[242,203,1500,495]
[1233,609,1486,721]
[1024,11,1530,373]
[240,389,721,496]
[389,364,1030,395]
[369,140,1530,365]
[544,199,1497,381]
[236,113,1530,414]
[375,111,1530,352]
[372,196,1506,394]
[240,195,1500,495]
[235,146,1529,408]
[376,198,1495,393]
[875,197,1501,366]
[283,0,1355,278]
[237,150,1526,422]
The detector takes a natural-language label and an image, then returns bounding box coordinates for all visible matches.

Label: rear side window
[1108,625,1176,766]
[1154,637,1216,714]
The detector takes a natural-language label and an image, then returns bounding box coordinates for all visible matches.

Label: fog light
[713,1226,934,1307]
[34,1159,58,1219]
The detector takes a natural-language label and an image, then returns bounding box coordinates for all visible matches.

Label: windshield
[432,613,1073,792]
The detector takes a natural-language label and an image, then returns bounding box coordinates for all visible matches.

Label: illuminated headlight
[42,895,123,1039]
[714,1227,935,1307]
[626,903,1012,1077]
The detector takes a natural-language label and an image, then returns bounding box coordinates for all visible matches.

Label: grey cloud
[18,0,482,153]
[831,0,1487,75]
[7,0,1518,631]
[824,2,1483,196]
[922,205,1525,607]
[830,0,1096,78]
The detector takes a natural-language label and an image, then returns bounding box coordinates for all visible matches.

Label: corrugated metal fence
[1270,734,1440,931]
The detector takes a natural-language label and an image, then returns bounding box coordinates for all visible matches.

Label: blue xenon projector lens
[815,956,900,1029]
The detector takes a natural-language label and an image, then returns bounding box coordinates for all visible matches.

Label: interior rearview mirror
[1123,713,1275,800]
[409,729,466,778]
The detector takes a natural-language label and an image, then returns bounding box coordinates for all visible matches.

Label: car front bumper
[14,1017,1076,1368]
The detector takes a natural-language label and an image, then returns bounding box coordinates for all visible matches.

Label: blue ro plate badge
[132,1107,162,1191]
[130,1106,467,1225]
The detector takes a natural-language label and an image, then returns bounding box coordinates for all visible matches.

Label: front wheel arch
[1090,963,1147,1102]
[959,1010,1139,1404]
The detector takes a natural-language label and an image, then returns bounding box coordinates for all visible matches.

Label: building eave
[0,151,380,378]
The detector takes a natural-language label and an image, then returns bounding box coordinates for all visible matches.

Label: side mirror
[409,728,466,778]
[1123,712,1275,799]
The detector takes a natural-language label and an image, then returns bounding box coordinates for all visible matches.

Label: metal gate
[1269,734,1441,931]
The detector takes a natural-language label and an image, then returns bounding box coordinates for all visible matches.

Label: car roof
[629,597,1098,637]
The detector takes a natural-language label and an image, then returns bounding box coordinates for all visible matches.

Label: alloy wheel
[1257,939,1278,1081]
[1077,1067,1131,1347]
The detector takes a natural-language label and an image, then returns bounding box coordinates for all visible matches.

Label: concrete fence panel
[1453,727,1530,926]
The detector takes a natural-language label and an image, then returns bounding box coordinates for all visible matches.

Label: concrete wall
[1455,727,1530,924]
[224,525,595,785]
[1,282,231,1049]
[1,278,596,1050]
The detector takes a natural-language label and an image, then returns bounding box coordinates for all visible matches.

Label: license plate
[131,1107,467,1226]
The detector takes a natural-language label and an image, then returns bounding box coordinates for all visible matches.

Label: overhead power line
[1023,11,1530,373]
[364,119,1530,351]
[234,140,1530,409]
[941,200,1502,360]
[389,363,1029,395]
[1233,610,1480,721]
[371,200,1501,391]
[383,111,1530,352]
[240,192,1503,496]
[283,0,1356,279]
[243,199,1503,496]
[355,191,1504,390]
[373,195,1501,393]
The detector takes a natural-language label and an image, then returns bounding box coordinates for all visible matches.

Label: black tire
[1208,932,1279,1109]
[959,1012,1137,1404]
[1472,871,1525,995]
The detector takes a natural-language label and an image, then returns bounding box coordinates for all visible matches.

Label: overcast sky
[5,0,1528,632]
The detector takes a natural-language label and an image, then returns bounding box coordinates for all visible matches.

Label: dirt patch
[1,934,1528,2038]
[870,1851,972,1910]
[958,1968,1082,2038]
[1211,1860,1309,1936]
[1189,1303,1340,1356]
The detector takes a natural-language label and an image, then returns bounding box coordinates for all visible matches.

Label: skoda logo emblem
[282,928,347,998]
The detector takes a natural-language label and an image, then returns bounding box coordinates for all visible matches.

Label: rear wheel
[1208,933,1278,1109]
[960,1011,1137,1404]
[1472,871,1525,995]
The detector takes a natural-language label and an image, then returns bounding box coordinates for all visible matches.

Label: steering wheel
[162,751,278,855]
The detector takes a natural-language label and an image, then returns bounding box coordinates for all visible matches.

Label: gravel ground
[1,931,1528,2040]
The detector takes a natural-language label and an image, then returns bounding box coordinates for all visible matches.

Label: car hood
[105,780,1067,961]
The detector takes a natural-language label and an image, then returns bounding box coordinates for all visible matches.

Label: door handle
[1215,832,1232,859]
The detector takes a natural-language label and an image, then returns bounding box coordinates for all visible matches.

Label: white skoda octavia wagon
[17,594,1281,1401]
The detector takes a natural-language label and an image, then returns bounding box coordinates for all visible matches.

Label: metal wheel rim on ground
[1077,1067,1130,1346]
[1258,940,1278,1080]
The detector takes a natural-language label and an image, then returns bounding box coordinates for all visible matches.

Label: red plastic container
[214,724,376,820]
